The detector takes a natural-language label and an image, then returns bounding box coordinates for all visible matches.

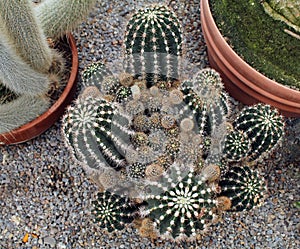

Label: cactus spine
[124,5,183,87]
[143,166,217,240]
[0,39,50,95]
[61,4,286,242]
[0,95,49,134]
[92,191,138,232]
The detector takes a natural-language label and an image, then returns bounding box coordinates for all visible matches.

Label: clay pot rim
[0,34,78,145]
[201,0,300,107]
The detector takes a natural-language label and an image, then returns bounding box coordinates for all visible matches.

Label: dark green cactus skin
[223,130,250,161]
[145,167,216,240]
[62,96,132,170]
[92,191,137,232]
[218,166,266,211]
[127,162,146,179]
[233,104,284,161]
[82,62,119,94]
[124,5,183,87]
[180,69,229,136]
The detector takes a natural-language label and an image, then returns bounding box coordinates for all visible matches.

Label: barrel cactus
[124,5,183,87]
[0,0,96,134]
[142,166,217,241]
[92,191,138,232]
[232,103,284,161]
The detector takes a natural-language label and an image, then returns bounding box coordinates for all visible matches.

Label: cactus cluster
[226,103,285,162]
[62,4,285,242]
[0,0,96,134]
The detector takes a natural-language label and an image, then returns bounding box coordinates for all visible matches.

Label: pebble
[0,0,299,249]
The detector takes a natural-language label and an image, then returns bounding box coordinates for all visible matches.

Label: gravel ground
[1,0,299,248]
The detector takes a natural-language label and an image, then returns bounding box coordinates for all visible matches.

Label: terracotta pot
[200,0,300,117]
[0,34,78,145]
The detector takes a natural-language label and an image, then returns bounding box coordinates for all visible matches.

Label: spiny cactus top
[218,166,266,211]
[143,166,217,240]
[92,191,138,232]
[124,5,183,86]
[233,104,284,161]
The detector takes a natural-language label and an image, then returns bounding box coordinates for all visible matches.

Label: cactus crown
[143,166,217,240]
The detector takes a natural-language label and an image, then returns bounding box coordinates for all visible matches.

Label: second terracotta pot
[200,0,300,117]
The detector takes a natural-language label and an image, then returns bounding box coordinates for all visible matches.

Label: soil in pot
[210,0,300,90]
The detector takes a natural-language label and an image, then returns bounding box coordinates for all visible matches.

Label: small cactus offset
[124,5,183,87]
[233,104,284,161]
[180,69,230,138]
[142,166,217,240]
[82,62,116,91]
[92,191,138,232]
[223,129,251,161]
[218,166,266,211]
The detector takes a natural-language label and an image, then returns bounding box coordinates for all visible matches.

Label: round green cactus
[82,62,116,92]
[62,96,133,171]
[124,5,183,87]
[223,129,251,161]
[233,103,284,161]
[92,191,138,232]
[143,166,217,240]
[218,166,266,211]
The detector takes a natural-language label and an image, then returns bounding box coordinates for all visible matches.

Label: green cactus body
[223,130,251,161]
[62,96,134,170]
[92,191,137,232]
[233,104,284,161]
[218,166,266,211]
[35,0,97,40]
[0,0,53,73]
[124,5,183,87]
[180,69,229,137]
[144,166,216,240]
[82,62,115,89]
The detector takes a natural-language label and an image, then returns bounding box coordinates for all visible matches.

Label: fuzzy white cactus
[0,0,97,134]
